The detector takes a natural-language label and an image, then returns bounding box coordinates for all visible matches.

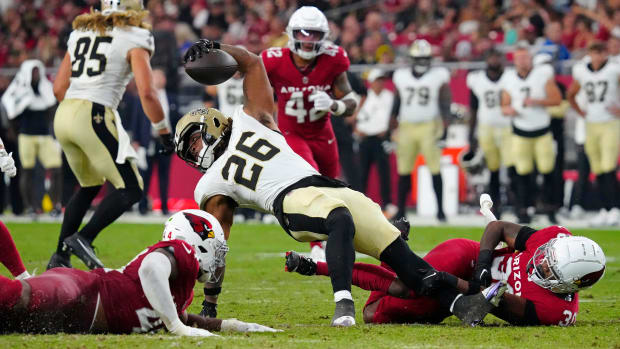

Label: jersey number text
[221,132,280,190]
[71,36,112,78]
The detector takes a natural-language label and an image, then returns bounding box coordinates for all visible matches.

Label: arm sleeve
[514,226,537,251]
[138,251,182,331]
[334,47,351,75]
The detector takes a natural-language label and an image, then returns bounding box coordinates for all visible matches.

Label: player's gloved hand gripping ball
[184,39,239,85]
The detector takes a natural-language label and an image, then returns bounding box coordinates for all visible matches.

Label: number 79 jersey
[261,45,350,136]
[194,106,319,212]
[64,26,154,110]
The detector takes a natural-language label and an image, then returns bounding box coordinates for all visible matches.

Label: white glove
[168,318,220,337]
[0,150,16,177]
[221,318,282,333]
[308,91,334,112]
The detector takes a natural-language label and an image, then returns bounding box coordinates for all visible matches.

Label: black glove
[199,300,218,318]
[157,133,174,155]
[184,39,221,63]
[419,269,458,297]
[472,249,493,288]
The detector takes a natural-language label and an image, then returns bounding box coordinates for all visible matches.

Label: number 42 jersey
[64,26,154,109]
[194,106,319,212]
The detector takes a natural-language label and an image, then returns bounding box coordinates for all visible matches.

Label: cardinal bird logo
[183,212,215,240]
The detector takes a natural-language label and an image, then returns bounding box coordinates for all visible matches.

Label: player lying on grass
[0,209,278,336]
[177,40,501,327]
[286,220,606,326]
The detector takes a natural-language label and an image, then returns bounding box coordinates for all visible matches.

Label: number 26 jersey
[194,106,319,212]
[64,26,154,110]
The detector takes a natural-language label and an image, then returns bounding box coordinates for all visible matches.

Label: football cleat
[46,252,72,270]
[63,234,105,270]
[391,216,411,241]
[451,282,507,327]
[285,251,317,276]
[331,299,356,327]
[437,210,447,223]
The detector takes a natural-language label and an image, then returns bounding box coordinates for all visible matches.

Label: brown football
[184,49,239,85]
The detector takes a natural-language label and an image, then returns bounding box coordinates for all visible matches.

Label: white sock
[334,290,353,303]
[15,271,31,280]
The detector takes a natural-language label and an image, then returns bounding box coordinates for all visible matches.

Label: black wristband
[212,41,221,50]
[477,249,493,267]
[204,287,222,296]
[466,280,481,295]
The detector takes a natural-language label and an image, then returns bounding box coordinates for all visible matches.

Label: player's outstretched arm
[138,249,217,337]
[491,292,539,325]
[53,52,71,102]
[184,313,281,332]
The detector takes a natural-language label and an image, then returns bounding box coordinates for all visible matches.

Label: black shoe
[547,211,558,225]
[391,217,411,241]
[285,251,317,275]
[63,234,105,269]
[46,252,72,270]
[437,210,446,222]
[199,300,217,318]
[331,299,356,326]
[451,282,507,327]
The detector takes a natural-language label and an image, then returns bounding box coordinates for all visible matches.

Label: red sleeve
[334,46,350,76]
[525,226,573,253]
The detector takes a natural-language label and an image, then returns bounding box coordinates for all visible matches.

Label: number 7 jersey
[194,106,319,212]
[64,26,154,109]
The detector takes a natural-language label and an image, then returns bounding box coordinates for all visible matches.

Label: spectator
[540,21,571,60]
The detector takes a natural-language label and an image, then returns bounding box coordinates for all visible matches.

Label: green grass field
[1,222,619,348]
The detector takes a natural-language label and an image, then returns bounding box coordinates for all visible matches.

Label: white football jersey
[500,65,554,131]
[217,77,244,117]
[466,70,509,127]
[64,26,154,109]
[572,60,620,123]
[356,89,394,136]
[194,106,319,212]
[393,66,450,123]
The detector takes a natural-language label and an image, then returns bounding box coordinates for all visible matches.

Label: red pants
[284,131,340,178]
[368,238,480,324]
[1,268,100,333]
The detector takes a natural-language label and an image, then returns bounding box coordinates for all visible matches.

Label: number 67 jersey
[194,106,319,212]
[65,26,154,110]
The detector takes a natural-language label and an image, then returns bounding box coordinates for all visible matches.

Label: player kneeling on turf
[0,210,278,335]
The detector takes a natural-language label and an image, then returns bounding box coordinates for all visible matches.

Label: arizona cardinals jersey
[93,240,199,334]
[217,76,244,117]
[260,44,350,136]
[194,106,319,212]
[392,66,450,123]
[466,70,509,127]
[572,60,620,123]
[65,26,154,109]
[491,226,579,326]
[500,65,554,131]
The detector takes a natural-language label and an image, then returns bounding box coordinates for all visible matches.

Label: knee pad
[326,207,355,238]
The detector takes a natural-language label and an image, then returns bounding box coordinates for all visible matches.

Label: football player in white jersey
[464,50,517,217]
[206,71,244,117]
[48,0,173,270]
[567,42,620,226]
[500,43,562,224]
[391,39,451,222]
[176,40,498,327]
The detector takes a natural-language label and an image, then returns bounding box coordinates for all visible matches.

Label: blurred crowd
[2,0,620,71]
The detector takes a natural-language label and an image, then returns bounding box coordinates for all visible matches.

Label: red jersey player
[0,210,278,335]
[286,221,606,326]
[260,6,358,179]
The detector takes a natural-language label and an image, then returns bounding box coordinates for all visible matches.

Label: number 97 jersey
[260,45,350,136]
[64,26,154,110]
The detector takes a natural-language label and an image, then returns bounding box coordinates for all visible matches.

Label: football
[184,49,239,85]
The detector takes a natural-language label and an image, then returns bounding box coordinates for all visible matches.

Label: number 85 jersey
[64,26,154,110]
[194,106,319,212]
[260,45,350,136]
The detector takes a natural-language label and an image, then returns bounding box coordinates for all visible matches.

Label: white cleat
[570,205,585,220]
[606,208,619,226]
[331,315,356,327]
[590,209,608,227]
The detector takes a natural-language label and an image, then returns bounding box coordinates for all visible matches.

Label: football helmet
[527,236,606,294]
[409,39,433,75]
[458,147,485,175]
[162,209,228,283]
[286,6,330,60]
[101,0,144,14]
[174,108,230,172]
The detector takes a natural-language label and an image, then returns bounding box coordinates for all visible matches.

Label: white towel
[1,60,56,120]
[113,109,138,164]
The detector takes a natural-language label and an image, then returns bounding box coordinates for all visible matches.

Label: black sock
[325,207,356,293]
[543,173,555,208]
[489,170,500,210]
[49,168,62,208]
[20,169,34,211]
[598,172,616,211]
[507,166,519,204]
[516,174,530,213]
[379,237,433,294]
[397,175,412,217]
[432,174,444,214]
[79,187,142,244]
[57,186,101,254]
